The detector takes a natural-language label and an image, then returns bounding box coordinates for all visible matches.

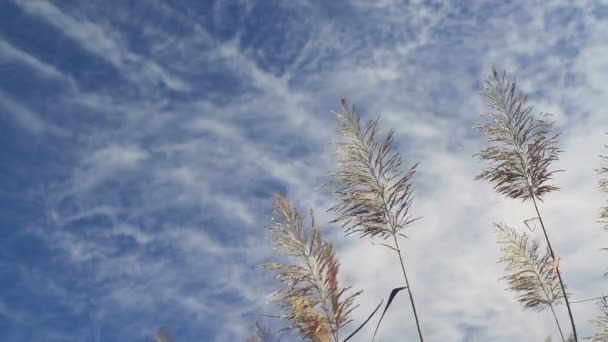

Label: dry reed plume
[261,193,360,342]
[475,68,577,341]
[591,297,608,341]
[248,68,608,339]
[475,69,561,201]
[323,98,424,341]
[496,223,565,340]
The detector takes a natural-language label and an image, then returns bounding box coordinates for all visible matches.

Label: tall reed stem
[548,303,566,342]
[530,193,578,341]
[393,235,424,342]
[329,98,424,341]
[373,162,424,342]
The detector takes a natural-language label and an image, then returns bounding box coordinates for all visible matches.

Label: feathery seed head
[475,68,562,201]
[591,297,608,341]
[263,193,360,342]
[496,223,564,312]
[325,98,420,240]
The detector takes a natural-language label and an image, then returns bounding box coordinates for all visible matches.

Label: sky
[0,0,607,341]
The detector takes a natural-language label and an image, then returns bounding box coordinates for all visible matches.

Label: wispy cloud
[0,39,72,84]
[13,0,189,92]
[0,91,68,136]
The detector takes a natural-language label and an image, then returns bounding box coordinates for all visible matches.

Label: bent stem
[530,194,578,341]
[393,235,424,342]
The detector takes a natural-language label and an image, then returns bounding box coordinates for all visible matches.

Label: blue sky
[1,0,608,341]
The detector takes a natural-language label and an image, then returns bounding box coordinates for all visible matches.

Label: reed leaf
[496,223,564,311]
[475,68,562,202]
[263,193,361,342]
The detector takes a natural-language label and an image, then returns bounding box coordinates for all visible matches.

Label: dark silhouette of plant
[322,98,424,341]
[475,68,577,341]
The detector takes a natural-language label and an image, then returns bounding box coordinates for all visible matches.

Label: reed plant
[495,223,566,340]
[255,98,424,341]
[322,98,423,342]
[474,68,577,341]
[260,193,361,342]
[252,69,608,341]
[591,297,608,341]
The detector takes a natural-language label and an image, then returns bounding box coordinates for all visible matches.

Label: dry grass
[323,97,425,341]
[249,68,608,340]
[256,97,425,341]
[261,193,360,342]
[496,223,566,341]
[591,297,608,341]
[475,68,578,342]
[325,98,419,240]
[496,223,564,311]
[475,68,561,202]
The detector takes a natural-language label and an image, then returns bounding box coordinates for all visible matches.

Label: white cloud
[0,92,68,136]
[13,0,189,92]
[0,39,73,85]
[87,145,148,169]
